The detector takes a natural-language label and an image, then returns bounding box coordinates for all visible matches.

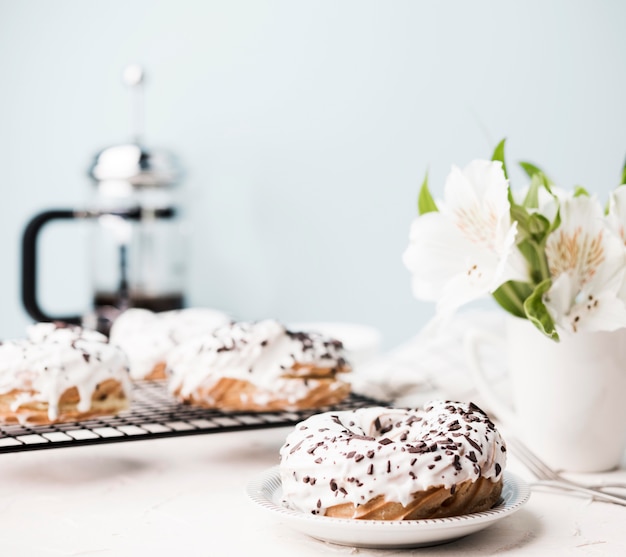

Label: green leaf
[522,173,542,209]
[492,281,533,318]
[573,185,589,197]
[538,171,554,194]
[523,278,559,341]
[510,203,530,239]
[491,138,508,179]
[510,202,551,283]
[417,171,438,215]
[519,161,543,179]
[510,203,530,226]
[517,240,549,283]
[621,155,626,186]
[520,161,554,188]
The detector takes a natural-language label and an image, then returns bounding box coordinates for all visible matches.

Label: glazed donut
[0,322,132,425]
[279,401,506,520]
[167,319,352,411]
[109,307,230,380]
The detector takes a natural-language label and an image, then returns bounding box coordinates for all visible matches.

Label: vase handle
[464,328,517,429]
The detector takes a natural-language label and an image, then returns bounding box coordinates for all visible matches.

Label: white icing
[109,307,231,379]
[26,321,107,344]
[167,319,350,405]
[279,401,507,515]
[0,323,132,421]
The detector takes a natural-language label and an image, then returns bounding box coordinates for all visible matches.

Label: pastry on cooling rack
[0,322,131,425]
[166,319,352,411]
[109,307,231,380]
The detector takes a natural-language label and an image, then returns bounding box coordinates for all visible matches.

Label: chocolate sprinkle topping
[279,400,507,516]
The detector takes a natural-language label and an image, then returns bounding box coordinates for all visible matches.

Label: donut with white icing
[167,319,352,411]
[109,307,231,380]
[279,401,506,519]
[0,322,132,425]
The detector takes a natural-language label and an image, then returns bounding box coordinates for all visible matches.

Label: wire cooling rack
[0,381,384,454]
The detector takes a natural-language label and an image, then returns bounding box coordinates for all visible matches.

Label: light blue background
[1,1,626,349]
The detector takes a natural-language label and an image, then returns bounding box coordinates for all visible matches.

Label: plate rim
[246,465,531,530]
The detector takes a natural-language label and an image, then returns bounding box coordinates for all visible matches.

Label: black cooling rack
[0,381,384,454]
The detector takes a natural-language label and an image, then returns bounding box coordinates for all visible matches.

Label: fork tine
[507,436,561,481]
[506,435,626,503]
[508,439,545,479]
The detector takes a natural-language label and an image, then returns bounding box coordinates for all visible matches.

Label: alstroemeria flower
[402,160,527,319]
[606,185,626,244]
[606,184,626,301]
[543,194,626,333]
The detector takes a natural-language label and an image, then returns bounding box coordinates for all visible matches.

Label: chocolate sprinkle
[453,454,462,471]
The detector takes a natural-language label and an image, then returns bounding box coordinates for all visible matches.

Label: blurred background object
[1,0,626,349]
[21,63,187,335]
[288,321,382,369]
[22,61,189,337]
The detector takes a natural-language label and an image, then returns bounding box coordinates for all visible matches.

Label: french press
[21,65,186,334]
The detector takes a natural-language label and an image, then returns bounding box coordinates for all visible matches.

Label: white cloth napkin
[350,310,508,410]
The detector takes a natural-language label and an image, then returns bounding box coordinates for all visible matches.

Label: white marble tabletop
[2,311,625,556]
[0,426,624,557]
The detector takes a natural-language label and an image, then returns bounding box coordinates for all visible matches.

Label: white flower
[606,185,626,244]
[606,184,626,301]
[542,194,626,333]
[402,160,527,319]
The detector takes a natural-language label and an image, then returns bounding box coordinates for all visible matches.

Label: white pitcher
[465,314,626,473]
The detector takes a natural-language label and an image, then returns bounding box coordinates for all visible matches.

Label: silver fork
[507,435,626,507]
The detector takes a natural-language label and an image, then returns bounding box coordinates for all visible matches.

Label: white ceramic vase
[465,315,626,473]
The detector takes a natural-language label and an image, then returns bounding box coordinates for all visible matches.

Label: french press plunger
[21,65,186,334]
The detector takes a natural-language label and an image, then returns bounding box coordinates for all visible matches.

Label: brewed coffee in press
[21,65,186,334]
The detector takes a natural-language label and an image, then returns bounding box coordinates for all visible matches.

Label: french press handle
[22,209,83,324]
[21,207,175,325]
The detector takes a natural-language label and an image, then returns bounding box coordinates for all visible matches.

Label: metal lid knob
[88,64,182,191]
[88,144,181,188]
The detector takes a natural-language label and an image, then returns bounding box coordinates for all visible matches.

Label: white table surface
[2,311,625,556]
[0,426,624,557]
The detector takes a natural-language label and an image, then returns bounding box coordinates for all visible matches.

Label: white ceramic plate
[246,466,530,549]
